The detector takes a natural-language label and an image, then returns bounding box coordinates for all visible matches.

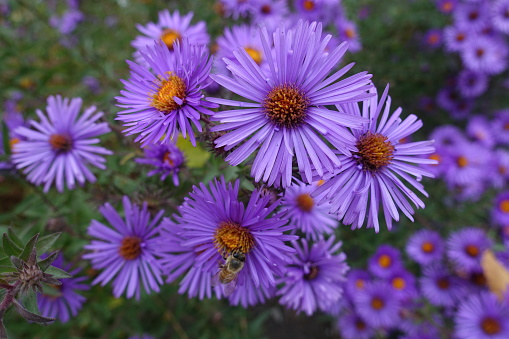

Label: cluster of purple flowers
[335,227,509,339]
[427,0,509,119]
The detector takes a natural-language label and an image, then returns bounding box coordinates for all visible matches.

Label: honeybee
[211,250,246,297]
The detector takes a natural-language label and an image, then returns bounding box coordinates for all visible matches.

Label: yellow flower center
[378,254,392,268]
[355,132,395,172]
[214,221,255,255]
[160,29,182,51]
[296,193,314,212]
[119,236,142,260]
[244,47,263,65]
[151,72,187,114]
[392,277,406,290]
[263,84,309,128]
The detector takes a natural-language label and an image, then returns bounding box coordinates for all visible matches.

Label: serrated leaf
[1,122,10,156]
[12,299,54,324]
[7,228,23,248]
[37,251,59,272]
[44,265,72,279]
[481,250,509,300]
[2,233,22,257]
[36,233,61,256]
[19,233,39,262]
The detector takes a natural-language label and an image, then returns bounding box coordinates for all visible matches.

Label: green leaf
[12,299,54,324]
[7,228,23,248]
[10,256,22,270]
[2,233,22,257]
[44,265,72,279]
[1,122,10,156]
[36,232,61,255]
[19,233,39,262]
[0,265,17,274]
[176,135,211,168]
[37,251,59,272]
[0,257,11,266]
[20,289,39,315]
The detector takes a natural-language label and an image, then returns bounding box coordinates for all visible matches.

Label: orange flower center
[456,156,468,168]
[304,266,319,280]
[355,279,365,289]
[355,132,395,172]
[119,236,142,260]
[421,241,434,253]
[151,72,187,114]
[437,277,450,289]
[160,29,182,51]
[244,47,263,65]
[392,277,406,290]
[303,0,315,11]
[214,221,255,255]
[49,134,73,152]
[500,199,509,213]
[481,317,501,335]
[465,244,479,258]
[378,254,392,268]
[163,151,174,166]
[261,4,272,14]
[296,193,314,212]
[263,84,309,128]
[345,28,355,39]
[371,297,384,310]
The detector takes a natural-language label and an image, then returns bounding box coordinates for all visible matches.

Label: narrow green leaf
[1,122,10,156]
[0,265,17,274]
[0,257,11,266]
[13,299,54,324]
[44,265,72,279]
[36,232,61,255]
[7,228,23,248]
[10,256,22,270]
[19,233,39,262]
[37,251,59,272]
[2,233,22,257]
[20,289,39,315]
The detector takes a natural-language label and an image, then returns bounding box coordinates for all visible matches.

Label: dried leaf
[481,250,509,300]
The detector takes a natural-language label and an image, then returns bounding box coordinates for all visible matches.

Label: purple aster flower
[353,280,401,329]
[436,0,457,14]
[83,196,164,300]
[492,110,509,145]
[37,254,89,323]
[490,149,509,189]
[344,269,371,296]
[368,245,403,278]
[420,265,467,307]
[81,75,101,94]
[313,85,436,231]
[492,0,509,34]
[423,29,442,48]
[116,39,217,147]
[420,145,447,178]
[135,140,184,185]
[49,9,84,35]
[209,21,373,188]
[220,0,254,19]
[11,95,111,192]
[277,237,348,315]
[171,178,297,306]
[386,268,418,301]
[280,181,338,240]
[406,229,444,265]
[455,292,509,339]
[131,10,209,67]
[442,141,491,188]
[294,0,325,22]
[454,2,490,32]
[461,36,508,75]
[457,69,488,98]
[443,25,472,52]
[430,125,466,149]
[336,18,362,53]
[436,85,461,112]
[249,0,289,33]
[467,115,495,148]
[493,191,509,227]
[336,312,376,339]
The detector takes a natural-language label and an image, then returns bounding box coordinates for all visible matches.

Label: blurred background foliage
[0,0,503,338]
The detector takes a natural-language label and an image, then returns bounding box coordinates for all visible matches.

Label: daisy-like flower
[116,39,217,147]
[277,237,348,315]
[447,227,492,273]
[430,124,466,149]
[436,0,457,14]
[457,69,488,98]
[135,140,184,185]
[406,229,444,265]
[461,36,508,75]
[344,269,371,296]
[209,21,373,188]
[443,25,471,52]
[313,85,436,231]
[249,0,289,32]
[336,18,362,53]
[353,280,401,329]
[11,95,111,192]
[493,191,509,226]
[467,116,495,148]
[171,178,297,305]
[83,196,164,300]
[442,141,491,188]
[424,29,442,48]
[368,245,403,278]
[37,254,89,323]
[386,268,418,301]
[492,0,509,34]
[420,265,467,307]
[280,181,337,240]
[220,0,253,19]
[454,2,490,32]
[455,292,509,339]
[337,312,376,339]
[131,10,209,66]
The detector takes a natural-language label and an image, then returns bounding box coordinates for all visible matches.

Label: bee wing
[211,271,221,287]
[222,278,237,297]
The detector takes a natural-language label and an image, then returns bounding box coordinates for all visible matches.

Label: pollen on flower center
[214,221,255,255]
[49,134,73,152]
[263,84,309,128]
[355,132,395,172]
[244,47,263,65]
[421,241,435,253]
[499,199,509,213]
[304,266,319,280]
[465,244,480,257]
[151,72,187,114]
[296,193,314,212]
[160,29,182,50]
[392,277,406,290]
[481,317,501,335]
[345,28,356,39]
[119,236,142,260]
[378,254,392,268]
[9,138,20,150]
[371,297,384,310]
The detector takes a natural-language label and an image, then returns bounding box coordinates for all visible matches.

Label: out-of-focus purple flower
[336,312,376,339]
[49,9,84,35]
[344,269,371,296]
[353,280,401,329]
[461,36,508,75]
[386,268,418,301]
[455,292,509,339]
[443,25,471,52]
[490,149,509,189]
[11,95,111,192]
[492,0,509,34]
[83,197,164,300]
[420,265,467,307]
[424,29,442,48]
[492,191,509,227]
[116,39,217,147]
[436,0,457,14]
[447,227,492,273]
[457,69,488,98]
[492,110,509,145]
[336,18,362,52]
[406,229,444,265]
[467,115,495,148]
[168,178,296,306]
[368,245,403,278]
[442,141,491,188]
[249,0,288,32]
[37,254,89,323]
[314,85,436,231]
[277,237,348,315]
[430,125,466,149]
[209,21,372,188]
[131,10,209,67]
[135,141,184,185]
[81,75,101,94]
[454,2,490,32]
[280,181,337,240]
[221,0,254,19]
